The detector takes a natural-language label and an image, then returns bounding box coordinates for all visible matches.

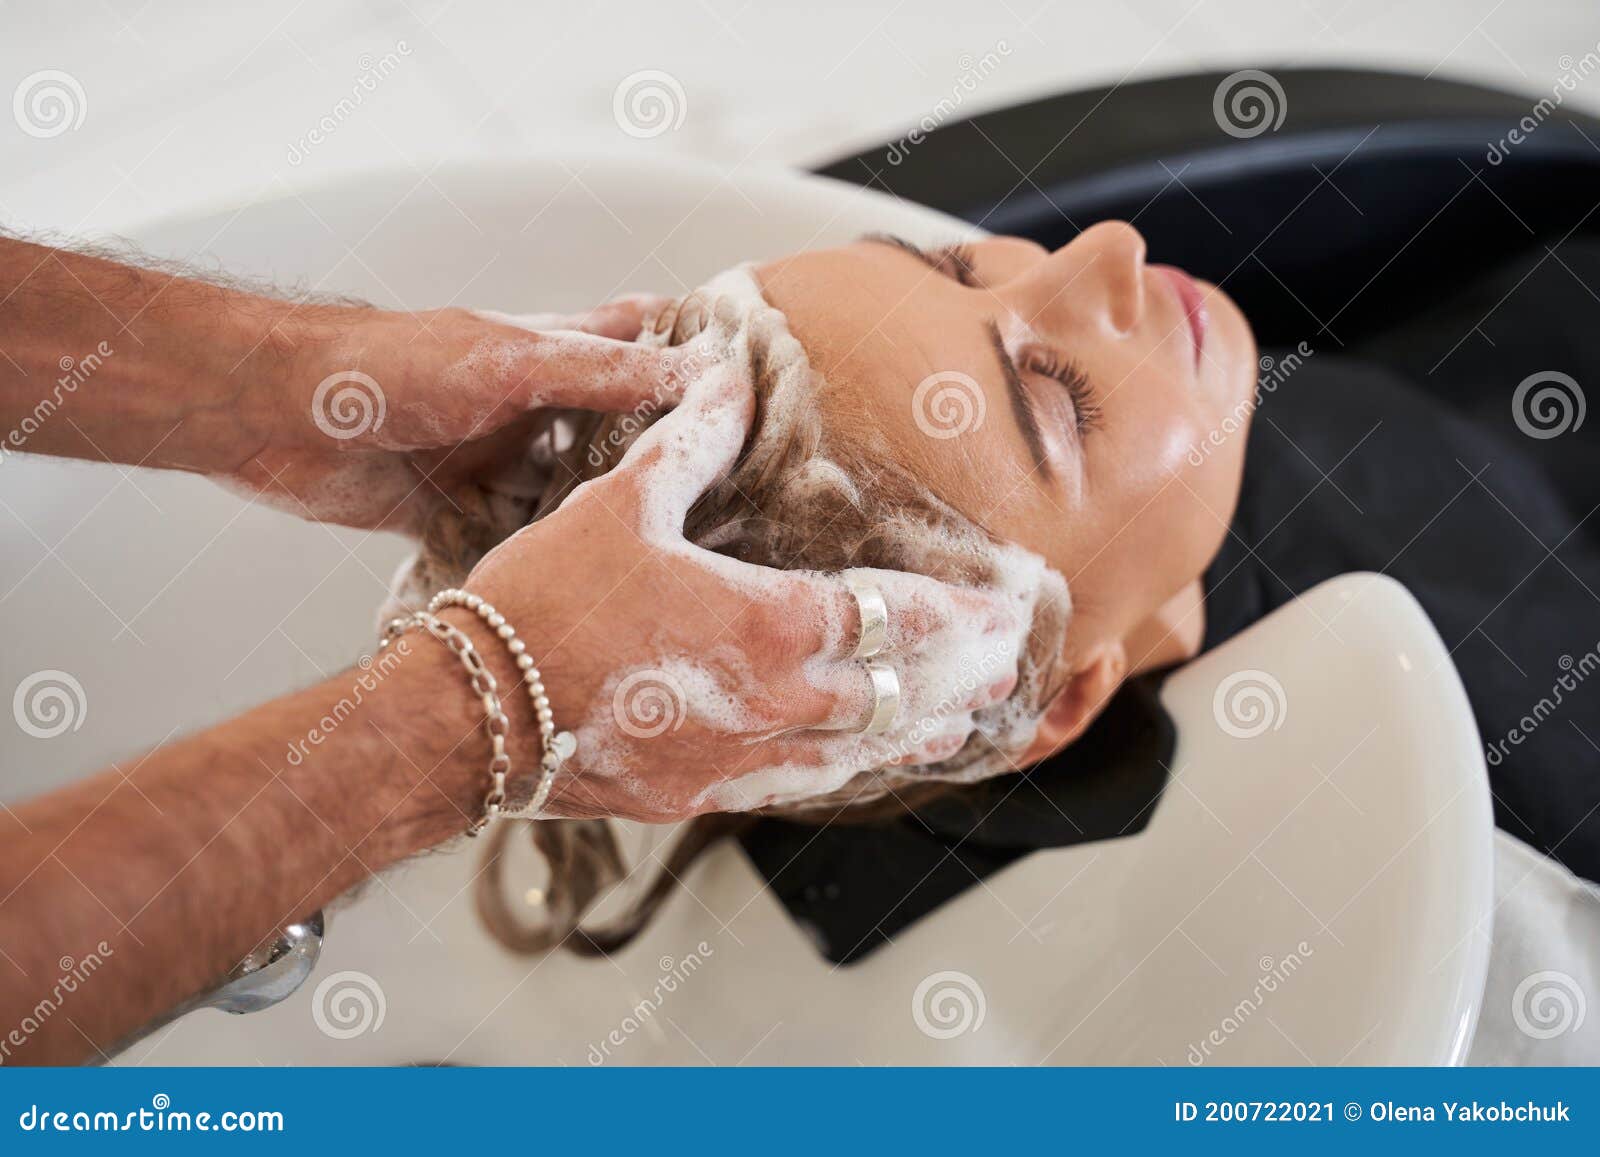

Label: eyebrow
[861,232,977,285]
[986,319,1052,480]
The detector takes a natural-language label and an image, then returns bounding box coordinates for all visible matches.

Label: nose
[1010,220,1147,336]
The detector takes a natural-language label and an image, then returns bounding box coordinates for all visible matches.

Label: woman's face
[755,223,1257,748]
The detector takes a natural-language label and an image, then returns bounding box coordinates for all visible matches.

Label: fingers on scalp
[801,661,876,733]
[849,568,1025,652]
[887,726,972,767]
[588,293,674,339]
[620,358,754,526]
[839,568,953,652]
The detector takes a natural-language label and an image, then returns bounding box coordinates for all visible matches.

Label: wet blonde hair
[386,277,1071,956]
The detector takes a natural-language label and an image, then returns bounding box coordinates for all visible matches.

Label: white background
[3,0,1600,235]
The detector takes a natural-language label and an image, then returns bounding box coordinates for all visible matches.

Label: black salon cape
[1209,240,1600,883]
[743,241,1600,964]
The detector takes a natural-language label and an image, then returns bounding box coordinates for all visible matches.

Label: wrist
[220,299,379,467]
[357,604,557,861]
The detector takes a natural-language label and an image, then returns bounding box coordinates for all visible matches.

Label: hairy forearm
[0,613,520,1065]
[0,235,352,472]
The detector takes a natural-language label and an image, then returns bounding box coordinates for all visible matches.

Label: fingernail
[989,673,1019,702]
[964,674,1016,710]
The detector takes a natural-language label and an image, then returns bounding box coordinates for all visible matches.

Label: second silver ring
[861,660,901,735]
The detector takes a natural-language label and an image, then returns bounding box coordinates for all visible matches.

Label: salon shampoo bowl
[24,156,1488,1065]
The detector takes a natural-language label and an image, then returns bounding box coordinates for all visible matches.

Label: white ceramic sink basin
[0,156,1491,1064]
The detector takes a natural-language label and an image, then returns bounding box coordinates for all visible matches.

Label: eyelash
[1022,348,1102,434]
[929,243,979,287]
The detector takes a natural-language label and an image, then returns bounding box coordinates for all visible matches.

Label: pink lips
[1154,264,1208,368]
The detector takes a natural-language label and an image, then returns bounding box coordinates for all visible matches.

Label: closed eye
[1021,348,1101,435]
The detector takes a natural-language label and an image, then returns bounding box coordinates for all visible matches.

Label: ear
[1017,642,1128,766]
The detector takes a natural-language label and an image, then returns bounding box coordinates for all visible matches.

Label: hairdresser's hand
[227,294,688,532]
[460,348,1029,823]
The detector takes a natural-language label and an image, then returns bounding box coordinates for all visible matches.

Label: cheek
[1097,405,1231,581]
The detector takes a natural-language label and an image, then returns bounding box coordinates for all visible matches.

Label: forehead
[754,242,987,396]
[754,245,1053,542]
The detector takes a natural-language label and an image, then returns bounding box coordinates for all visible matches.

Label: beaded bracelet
[379,593,575,835]
[428,587,576,817]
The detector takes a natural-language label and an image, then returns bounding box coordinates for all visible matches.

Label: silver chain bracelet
[380,592,575,835]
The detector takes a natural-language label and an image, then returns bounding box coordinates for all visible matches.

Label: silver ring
[861,661,901,735]
[848,578,889,660]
